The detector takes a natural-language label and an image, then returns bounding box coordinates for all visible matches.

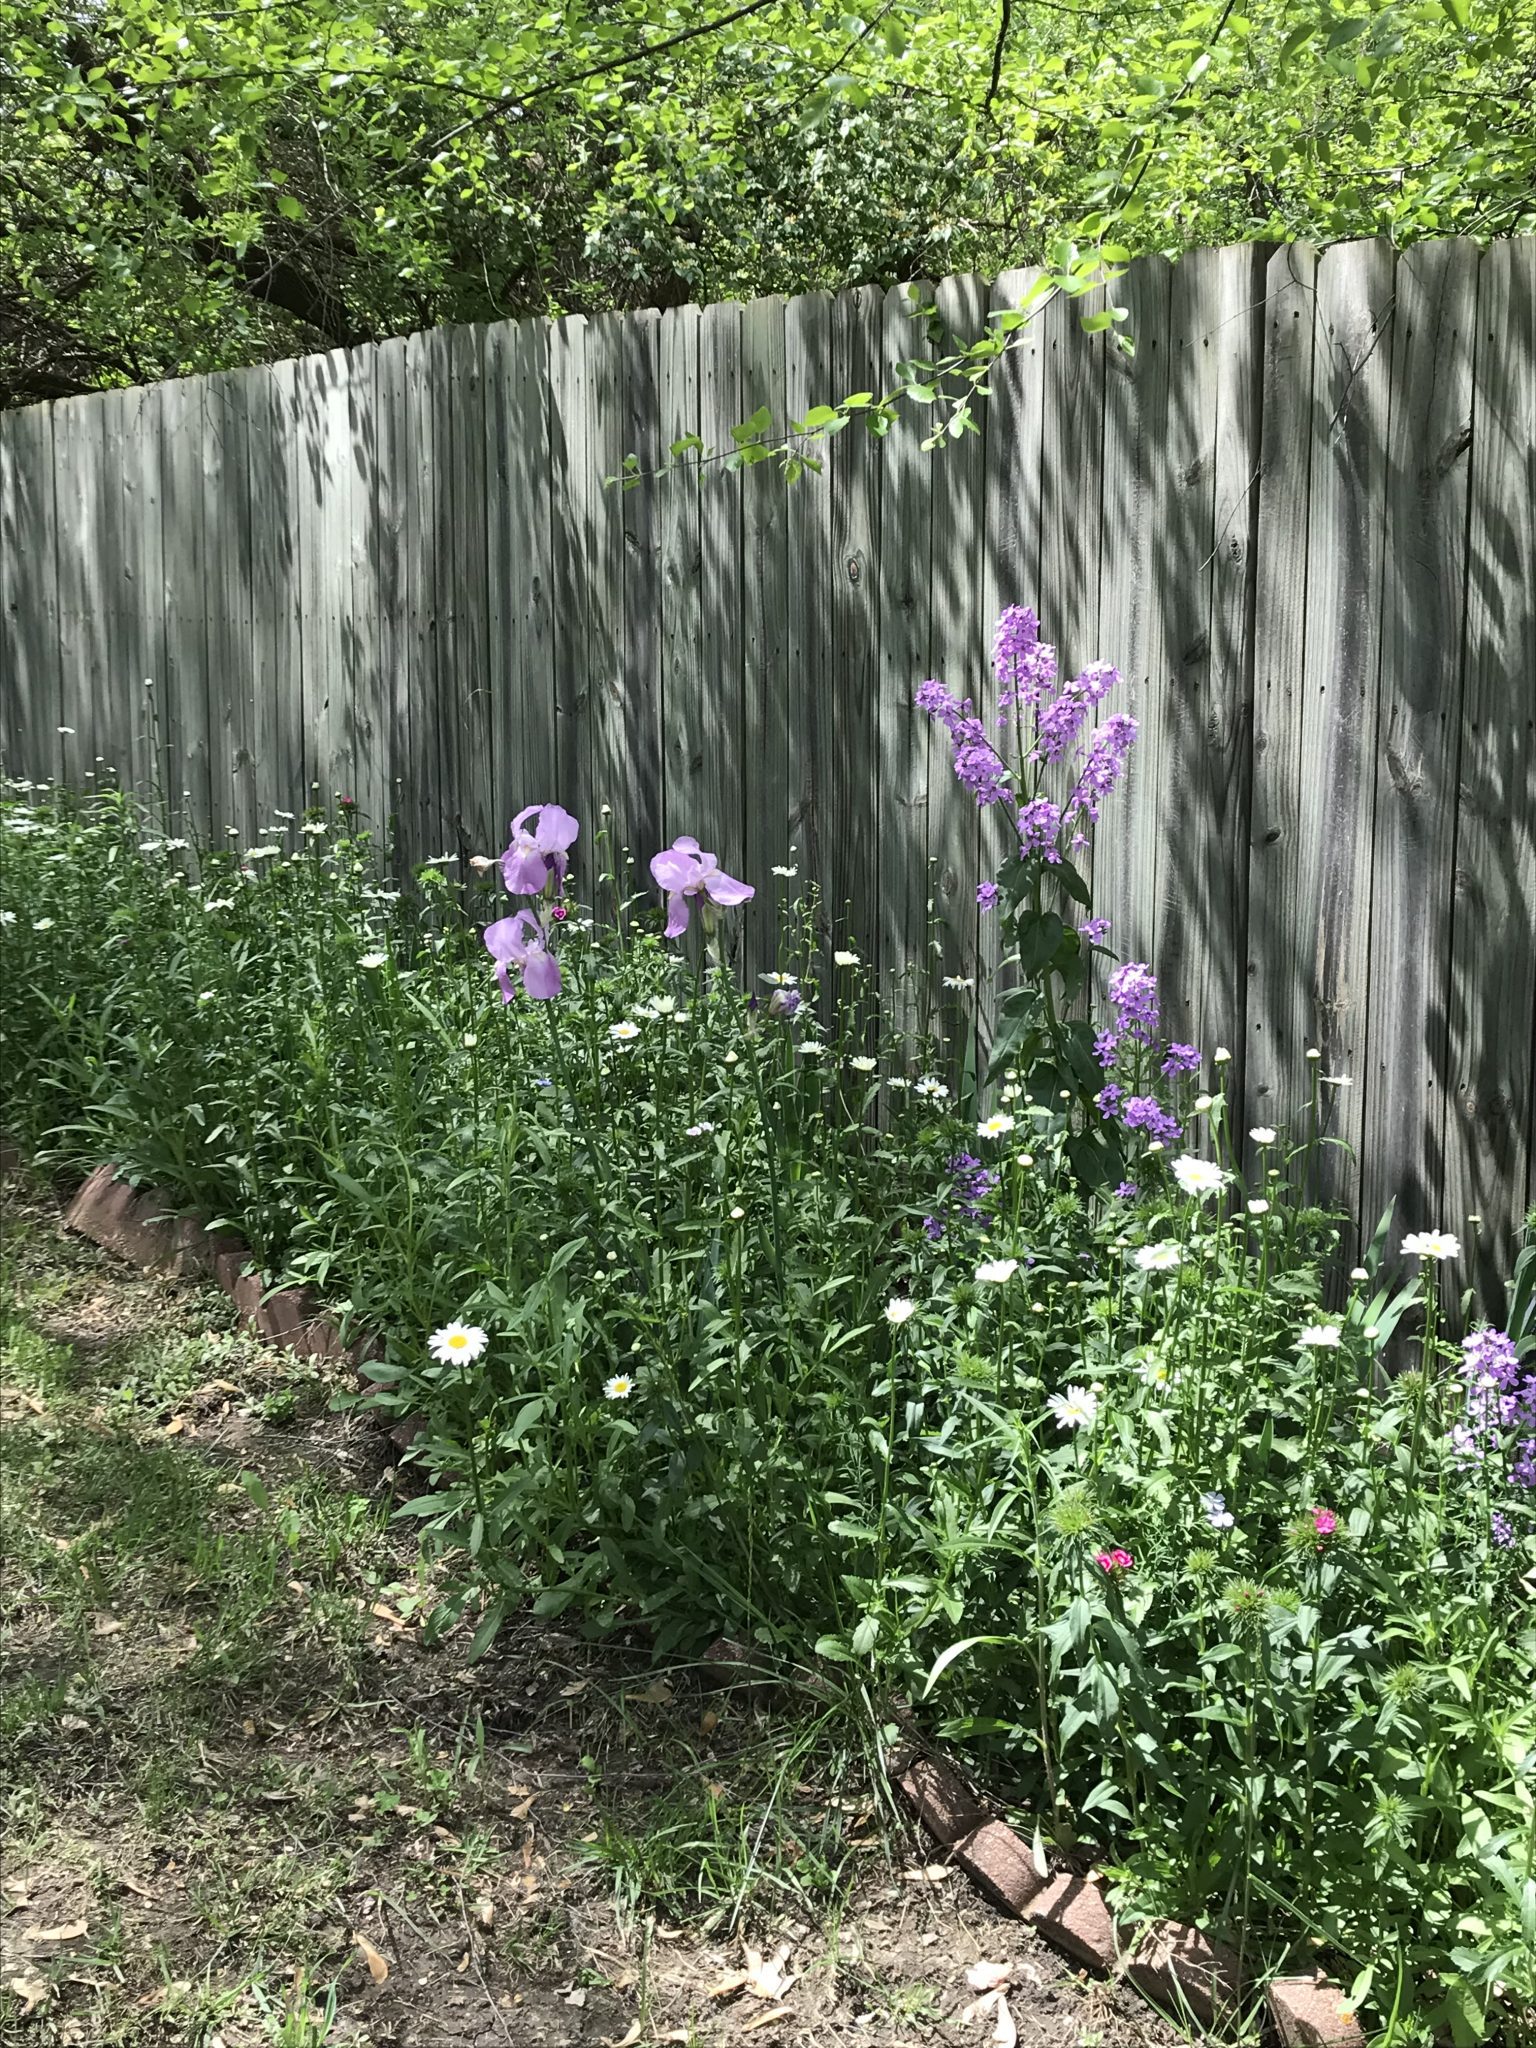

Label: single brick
[1268,1974,1365,2048]
[64,1166,149,1265]
[1124,1920,1243,2026]
[895,1755,987,1847]
[700,1636,770,1691]
[954,1821,1047,1916]
[255,1285,319,1349]
[1025,1874,1120,1973]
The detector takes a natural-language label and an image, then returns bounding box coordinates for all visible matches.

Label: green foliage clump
[2,778,1535,2045]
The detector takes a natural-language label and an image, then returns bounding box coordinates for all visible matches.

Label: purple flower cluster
[1107,961,1160,1044]
[977,880,1001,911]
[1094,1028,1120,1066]
[993,606,1057,715]
[1452,1326,1536,1487]
[1070,713,1139,822]
[922,1151,1000,1241]
[914,680,1013,807]
[1079,917,1111,945]
[1120,1095,1183,1147]
[1017,798,1063,861]
[1161,1043,1201,1077]
[1033,663,1121,766]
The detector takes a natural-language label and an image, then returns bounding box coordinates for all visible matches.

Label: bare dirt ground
[1,1173,1182,2048]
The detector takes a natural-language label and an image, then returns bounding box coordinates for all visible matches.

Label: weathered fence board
[2,237,1533,1285]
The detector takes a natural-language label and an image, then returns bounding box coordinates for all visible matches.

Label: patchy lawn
[1,1173,1177,2048]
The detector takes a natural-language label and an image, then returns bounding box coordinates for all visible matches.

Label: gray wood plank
[424,326,459,860]
[697,298,745,894]
[1290,238,1397,1222]
[1,406,61,790]
[876,282,936,1042]
[158,379,211,842]
[739,294,791,985]
[1363,238,1478,1255]
[1095,256,1173,968]
[485,315,556,834]
[925,275,990,1069]
[372,339,410,863]
[346,343,388,850]
[1245,245,1320,1140]
[52,397,109,794]
[548,314,593,865]
[203,371,254,843]
[93,387,133,801]
[979,267,1047,1046]
[1443,238,1536,1304]
[444,326,494,862]
[582,312,631,899]
[621,310,664,871]
[403,329,439,870]
[117,384,167,806]
[247,363,304,842]
[659,303,703,871]
[828,284,882,969]
[782,292,832,949]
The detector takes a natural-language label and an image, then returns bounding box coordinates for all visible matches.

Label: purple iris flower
[649,836,754,937]
[484,910,561,1000]
[502,804,580,896]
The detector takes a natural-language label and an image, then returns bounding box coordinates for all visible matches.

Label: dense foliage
[4,611,1535,2043]
[4,0,1533,405]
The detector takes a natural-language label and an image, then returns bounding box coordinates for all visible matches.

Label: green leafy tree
[2,0,1532,406]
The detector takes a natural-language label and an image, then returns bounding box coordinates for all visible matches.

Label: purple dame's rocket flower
[650,835,754,937]
[1120,1095,1182,1147]
[485,910,562,1001]
[1107,960,1160,1044]
[1162,1043,1202,1077]
[501,803,579,896]
[1069,712,1139,821]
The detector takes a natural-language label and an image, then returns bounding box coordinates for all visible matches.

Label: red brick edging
[892,1751,1363,2039]
[60,1164,379,1382]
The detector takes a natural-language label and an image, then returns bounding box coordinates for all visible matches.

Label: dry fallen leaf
[353,1933,390,1984]
[116,1874,157,1903]
[901,1864,955,1884]
[630,1677,673,1705]
[563,1987,587,2008]
[163,1416,186,1436]
[740,2012,792,2035]
[370,1602,405,1629]
[558,1680,588,1698]
[991,1995,1018,2048]
[603,2023,642,2048]
[508,1793,539,1821]
[90,1613,123,1637]
[700,1709,719,1735]
[2,1882,30,1912]
[471,1895,495,1929]
[7,1973,50,2016]
[965,1962,1013,1993]
[26,1923,88,1945]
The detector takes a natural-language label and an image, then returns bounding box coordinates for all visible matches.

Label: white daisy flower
[1401,1230,1460,1262]
[977,1113,1016,1139]
[943,975,976,991]
[468,854,495,871]
[31,917,54,931]
[1046,1384,1099,1432]
[1298,1324,1343,1348]
[0,911,15,926]
[974,1258,1019,1285]
[1249,1127,1277,1144]
[887,1076,911,1091]
[832,950,860,968]
[759,971,798,987]
[359,951,388,969]
[885,1298,917,1325]
[685,1121,714,1137]
[139,839,164,853]
[301,821,327,837]
[429,1322,488,1364]
[1136,1355,1178,1389]
[729,1205,745,1220]
[246,846,280,861]
[798,1041,827,1058]
[999,1083,1021,1103]
[204,896,236,911]
[604,1373,635,1401]
[1172,1155,1227,1198]
[1247,1199,1270,1216]
[914,1076,949,1101]
[163,837,190,851]
[1349,1266,1369,1282]
[770,865,798,878]
[849,1055,877,1074]
[197,991,216,1004]
[1135,1243,1182,1272]
[609,1020,642,1042]
[1321,1074,1353,1088]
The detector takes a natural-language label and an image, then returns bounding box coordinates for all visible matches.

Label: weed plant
[3,612,1534,2043]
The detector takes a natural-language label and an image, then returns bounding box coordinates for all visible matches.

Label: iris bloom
[650,835,754,937]
[484,911,561,1000]
[502,803,580,896]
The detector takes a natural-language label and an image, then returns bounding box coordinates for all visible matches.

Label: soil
[0,1171,1181,2048]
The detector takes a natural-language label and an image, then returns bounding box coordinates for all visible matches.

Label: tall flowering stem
[916,605,1140,1187]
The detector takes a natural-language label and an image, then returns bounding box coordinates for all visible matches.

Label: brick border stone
[1123,1918,1243,2026]
[1268,1973,1366,2047]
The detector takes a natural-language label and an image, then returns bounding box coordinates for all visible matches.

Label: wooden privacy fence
[1,235,1533,1288]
